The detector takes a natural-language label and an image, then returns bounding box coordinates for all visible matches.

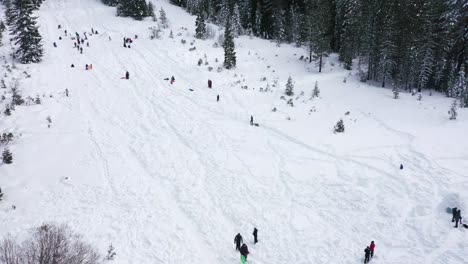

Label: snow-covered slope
[1,0,467,263]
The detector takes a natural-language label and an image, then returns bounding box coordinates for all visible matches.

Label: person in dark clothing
[452,207,458,222]
[59,36,62,40]
[81,39,85,44]
[217,95,219,102]
[234,233,243,251]
[454,209,462,228]
[71,64,75,68]
[124,43,127,48]
[87,42,89,47]
[170,76,175,84]
[364,246,371,263]
[253,228,258,244]
[125,71,130,80]
[208,79,212,88]
[369,241,375,258]
[250,116,254,126]
[400,164,403,170]
[64,30,67,35]
[74,42,77,48]
[135,34,138,39]
[85,64,89,70]
[53,42,57,47]
[240,243,249,260]
[80,47,83,54]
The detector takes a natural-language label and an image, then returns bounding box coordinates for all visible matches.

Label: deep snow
[1,0,467,263]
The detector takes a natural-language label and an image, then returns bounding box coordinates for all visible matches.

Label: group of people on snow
[234,228,258,263]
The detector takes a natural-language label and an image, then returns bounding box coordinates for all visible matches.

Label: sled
[254,123,259,127]
[188,89,194,91]
[463,224,468,229]
[164,78,169,80]
[446,207,454,214]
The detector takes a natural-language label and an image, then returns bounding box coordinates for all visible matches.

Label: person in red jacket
[369,241,376,258]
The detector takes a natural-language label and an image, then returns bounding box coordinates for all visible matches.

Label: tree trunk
[319,54,322,73]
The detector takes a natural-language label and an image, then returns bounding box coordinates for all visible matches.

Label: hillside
[0,0,467,263]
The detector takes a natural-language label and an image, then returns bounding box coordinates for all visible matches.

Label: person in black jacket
[234,233,243,251]
[240,243,249,260]
[364,246,371,263]
[125,71,130,80]
[454,209,462,228]
[452,207,458,222]
[253,228,258,244]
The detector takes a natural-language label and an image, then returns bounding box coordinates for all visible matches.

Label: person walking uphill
[208,79,212,88]
[252,228,258,244]
[364,246,371,263]
[454,209,462,228]
[452,207,458,222]
[240,243,249,264]
[234,233,243,251]
[369,241,375,258]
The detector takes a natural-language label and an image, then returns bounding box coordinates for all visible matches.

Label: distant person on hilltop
[125,71,130,80]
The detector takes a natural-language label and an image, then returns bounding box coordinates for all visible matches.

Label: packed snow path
[1,0,467,263]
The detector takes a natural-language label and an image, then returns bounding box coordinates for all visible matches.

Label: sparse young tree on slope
[2,149,12,164]
[448,99,458,120]
[195,7,206,39]
[11,0,43,63]
[312,81,320,98]
[159,7,169,28]
[223,19,236,69]
[285,76,294,96]
[392,84,399,99]
[454,65,468,107]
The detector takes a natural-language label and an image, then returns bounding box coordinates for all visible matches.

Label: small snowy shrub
[334,119,345,133]
[198,59,203,66]
[272,107,277,112]
[3,107,11,116]
[417,93,422,101]
[0,132,14,145]
[181,39,186,44]
[287,98,294,107]
[47,116,52,128]
[208,66,213,71]
[35,95,41,104]
[189,47,196,51]
[2,149,12,164]
[205,25,216,39]
[107,244,116,260]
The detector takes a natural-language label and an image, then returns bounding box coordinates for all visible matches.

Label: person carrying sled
[454,209,462,228]
[240,243,249,263]
[252,228,258,244]
[234,233,243,251]
[452,207,458,222]
[369,241,375,258]
[364,246,371,263]
[125,71,130,80]
[250,116,254,126]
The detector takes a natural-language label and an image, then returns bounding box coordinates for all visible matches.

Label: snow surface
[1,0,468,263]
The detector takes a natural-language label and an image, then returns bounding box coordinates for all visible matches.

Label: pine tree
[148,1,157,21]
[448,99,458,120]
[117,0,149,20]
[231,3,243,37]
[2,149,12,164]
[223,19,236,69]
[195,7,206,39]
[392,83,400,99]
[159,7,169,28]
[312,81,320,98]
[454,65,467,107]
[285,76,294,96]
[11,0,43,64]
